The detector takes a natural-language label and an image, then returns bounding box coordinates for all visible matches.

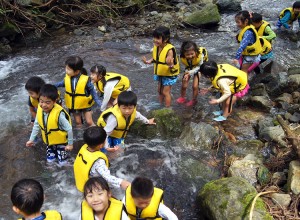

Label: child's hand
[232,59,239,65]
[107,146,120,152]
[209,99,219,105]
[183,73,190,81]
[148,118,156,125]
[120,180,131,190]
[26,140,34,147]
[65,145,73,151]
[166,56,174,67]
[199,88,209,95]
[142,56,152,64]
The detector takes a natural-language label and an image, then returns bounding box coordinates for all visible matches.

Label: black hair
[11,178,44,215]
[117,91,137,107]
[131,177,154,199]
[180,41,200,58]
[83,126,107,148]
[200,61,218,78]
[153,26,171,43]
[90,65,106,77]
[293,1,300,9]
[235,10,252,25]
[25,77,46,93]
[39,84,59,101]
[252,13,262,23]
[84,176,110,198]
[65,56,87,75]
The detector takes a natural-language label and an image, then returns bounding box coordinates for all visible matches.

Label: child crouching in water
[80,176,129,220]
[200,61,249,122]
[176,41,208,106]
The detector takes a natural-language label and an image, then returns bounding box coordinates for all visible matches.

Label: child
[176,41,208,106]
[233,10,262,73]
[122,177,178,220]
[80,176,129,220]
[26,84,73,165]
[11,178,62,219]
[97,91,155,152]
[55,56,102,127]
[25,76,46,124]
[90,65,131,112]
[277,1,300,31]
[142,26,180,107]
[73,126,130,192]
[252,13,276,43]
[200,61,249,122]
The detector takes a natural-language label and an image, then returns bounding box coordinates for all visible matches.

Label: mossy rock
[257,165,271,186]
[234,139,265,157]
[0,22,20,38]
[197,177,273,220]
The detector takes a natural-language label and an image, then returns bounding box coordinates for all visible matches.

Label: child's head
[117,91,137,118]
[83,177,111,213]
[83,126,107,149]
[11,178,44,216]
[235,10,251,29]
[39,84,58,113]
[153,26,171,46]
[293,1,300,13]
[251,13,263,28]
[131,177,154,209]
[180,41,200,59]
[200,61,218,79]
[90,65,106,83]
[25,76,46,100]
[65,56,86,77]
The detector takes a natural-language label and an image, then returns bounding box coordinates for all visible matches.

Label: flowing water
[0,0,299,219]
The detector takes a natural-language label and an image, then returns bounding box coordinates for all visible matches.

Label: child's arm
[233,30,255,63]
[135,111,156,125]
[58,111,73,151]
[166,49,174,67]
[54,80,65,88]
[142,56,153,64]
[26,119,40,147]
[101,80,118,111]
[87,79,102,107]
[158,203,178,220]
[209,78,232,104]
[263,26,276,42]
[280,11,292,29]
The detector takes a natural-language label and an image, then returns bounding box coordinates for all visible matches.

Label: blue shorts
[242,55,261,64]
[47,145,68,165]
[154,75,178,86]
[107,136,124,147]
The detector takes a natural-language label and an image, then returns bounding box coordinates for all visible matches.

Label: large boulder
[183,3,221,27]
[197,177,273,220]
[288,74,300,91]
[248,96,273,112]
[214,0,242,13]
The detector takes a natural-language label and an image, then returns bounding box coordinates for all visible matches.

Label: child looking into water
[90,65,131,112]
[142,26,180,107]
[26,84,73,165]
[176,41,208,106]
[200,61,249,122]
[73,126,130,192]
[11,178,62,219]
[80,176,129,220]
[55,56,102,127]
[277,1,300,31]
[233,11,262,73]
[97,91,155,152]
[122,176,178,220]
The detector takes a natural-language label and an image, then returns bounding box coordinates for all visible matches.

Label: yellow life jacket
[64,74,95,110]
[97,105,136,139]
[18,210,62,220]
[37,104,71,146]
[30,96,39,108]
[152,44,180,76]
[259,37,272,56]
[125,186,164,220]
[279,7,300,24]
[180,47,209,70]
[237,25,262,56]
[256,20,270,37]
[81,198,124,220]
[73,144,109,192]
[95,72,130,99]
[211,64,248,94]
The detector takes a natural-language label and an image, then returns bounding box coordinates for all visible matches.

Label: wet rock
[287,160,300,195]
[214,0,242,13]
[0,22,20,38]
[150,11,159,16]
[271,193,291,207]
[287,104,300,115]
[250,83,268,96]
[0,43,12,58]
[288,74,300,91]
[261,72,289,97]
[248,96,273,112]
[73,28,85,36]
[275,93,293,104]
[257,165,271,186]
[288,66,300,76]
[284,112,292,121]
[197,176,272,220]
[289,112,300,123]
[234,140,264,157]
[98,26,107,33]
[183,3,221,27]
[180,122,219,150]
[258,125,286,147]
[272,172,287,186]
[16,0,43,6]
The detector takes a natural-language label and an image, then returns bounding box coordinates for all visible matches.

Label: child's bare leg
[222,96,237,118]
[73,113,83,128]
[241,63,252,73]
[162,85,172,107]
[158,82,164,104]
[180,78,189,98]
[84,111,95,127]
[192,74,200,100]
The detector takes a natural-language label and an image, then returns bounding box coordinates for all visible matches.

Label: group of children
[11,2,300,219]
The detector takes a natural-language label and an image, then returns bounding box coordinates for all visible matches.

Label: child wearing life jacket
[73,126,130,192]
[233,11,262,74]
[80,176,130,220]
[142,26,180,108]
[11,178,62,220]
[97,91,155,152]
[276,1,300,31]
[26,84,73,165]
[176,41,208,106]
[200,61,249,122]
[122,177,178,220]
[55,56,102,127]
[90,65,131,112]
[252,13,277,43]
